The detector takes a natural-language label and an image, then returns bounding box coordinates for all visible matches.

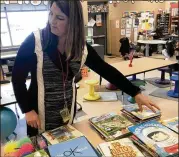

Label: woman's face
[49,2,68,37]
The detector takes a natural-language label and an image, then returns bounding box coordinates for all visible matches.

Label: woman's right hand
[25,110,41,129]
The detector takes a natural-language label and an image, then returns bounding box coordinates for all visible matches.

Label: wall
[81,1,88,25]
[107,1,166,56]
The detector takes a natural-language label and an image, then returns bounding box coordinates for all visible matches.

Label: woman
[12,0,160,137]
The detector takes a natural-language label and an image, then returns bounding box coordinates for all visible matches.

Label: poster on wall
[134,27,138,42]
[121,18,126,29]
[121,29,125,36]
[88,18,96,27]
[96,15,102,26]
[116,20,119,28]
[126,18,132,28]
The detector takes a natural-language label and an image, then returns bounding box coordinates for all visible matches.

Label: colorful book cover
[128,120,179,157]
[48,136,99,157]
[89,112,132,140]
[26,149,49,157]
[123,104,161,120]
[161,117,178,133]
[42,125,83,145]
[98,138,144,157]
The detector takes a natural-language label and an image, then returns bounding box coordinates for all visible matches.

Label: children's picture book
[97,138,145,157]
[161,117,178,133]
[123,104,161,120]
[48,136,99,157]
[128,120,179,157]
[26,149,49,157]
[42,125,83,145]
[89,112,133,141]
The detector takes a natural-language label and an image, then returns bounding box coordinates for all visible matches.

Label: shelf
[87,35,105,38]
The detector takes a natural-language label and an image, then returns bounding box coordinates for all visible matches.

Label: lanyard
[58,52,69,108]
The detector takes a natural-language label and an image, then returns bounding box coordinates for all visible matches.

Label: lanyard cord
[58,52,69,108]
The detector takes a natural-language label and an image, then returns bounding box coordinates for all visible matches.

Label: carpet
[146,77,174,88]
[149,88,178,102]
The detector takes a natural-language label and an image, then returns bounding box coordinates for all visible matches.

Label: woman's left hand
[134,93,160,113]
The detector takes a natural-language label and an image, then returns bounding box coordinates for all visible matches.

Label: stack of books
[121,104,161,123]
[42,125,83,145]
[129,120,179,157]
[89,112,133,141]
[96,138,145,157]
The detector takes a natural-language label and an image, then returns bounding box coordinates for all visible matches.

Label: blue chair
[167,75,178,98]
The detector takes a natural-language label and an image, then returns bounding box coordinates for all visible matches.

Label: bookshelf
[170,3,179,35]
[156,13,170,34]
[87,1,108,55]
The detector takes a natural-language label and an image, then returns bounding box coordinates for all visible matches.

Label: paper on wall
[126,33,131,38]
[96,15,102,26]
[116,20,119,28]
[134,27,138,42]
[126,28,131,34]
[88,27,93,36]
[88,18,96,27]
[121,29,125,35]
[121,18,126,28]
[126,19,132,28]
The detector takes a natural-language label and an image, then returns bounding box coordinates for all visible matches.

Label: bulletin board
[121,11,155,42]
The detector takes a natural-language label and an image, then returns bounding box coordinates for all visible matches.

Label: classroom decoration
[84,80,100,101]
[4,137,35,157]
[0,107,17,141]
[121,11,154,42]
[88,4,108,13]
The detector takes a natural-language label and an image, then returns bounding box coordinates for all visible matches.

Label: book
[128,120,179,157]
[97,138,145,157]
[42,125,83,145]
[48,136,99,157]
[26,149,49,157]
[89,112,133,141]
[161,117,178,133]
[122,104,161,120]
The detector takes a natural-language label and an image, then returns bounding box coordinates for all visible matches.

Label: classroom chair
[155,67,172,85]
[167,75,178,98]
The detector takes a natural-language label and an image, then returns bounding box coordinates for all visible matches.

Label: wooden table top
[73,92,178,147]
[74,57,178,147]
[110,57,177,77]
[137,40,167,44]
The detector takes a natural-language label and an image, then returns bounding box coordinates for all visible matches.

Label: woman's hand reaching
[134,93,160,112]
[25,110,41,129]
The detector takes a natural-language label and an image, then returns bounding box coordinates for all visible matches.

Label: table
[137,40,167,57]
[109,57,177,77]
[73,58,178,147]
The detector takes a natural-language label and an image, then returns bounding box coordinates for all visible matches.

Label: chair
[155,67,172,85]
[167,75,178,98]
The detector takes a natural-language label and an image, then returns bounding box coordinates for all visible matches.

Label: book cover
[123,104,161,120]
[98,138,144,157]
[26,149,49,157]
[48,136,99,157]
[162,117,178,133]
[89,112,132,140]
[128,120,179,157]
[42,125,83,145]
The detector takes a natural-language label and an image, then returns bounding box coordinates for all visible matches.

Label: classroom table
[73,58,178,147]
[137,40,167,57]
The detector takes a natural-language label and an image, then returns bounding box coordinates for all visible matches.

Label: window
[1,18,11,47]
[1,10,49,48]
[7,11,48,46]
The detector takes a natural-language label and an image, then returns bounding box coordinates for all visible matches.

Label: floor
[1,55,177,146]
